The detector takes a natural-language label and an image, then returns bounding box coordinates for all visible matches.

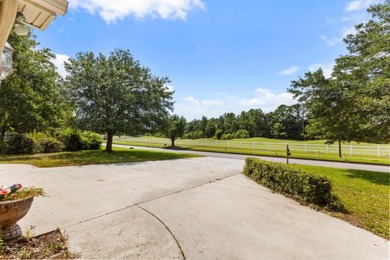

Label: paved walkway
[1,157,388,259]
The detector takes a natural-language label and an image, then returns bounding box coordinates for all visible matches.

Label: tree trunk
[0,126,8,153]
[338,138,342,158]
[105,132,114,152]
[171,137,175,147]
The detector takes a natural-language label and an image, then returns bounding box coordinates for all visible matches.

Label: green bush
[60,129,84,151]
[36,137,63,153]
[234,129,250,139]
[215,129,224,140]
[81,131,103,150]
[3,134,36,154]
[27,132,63,153]
[243,157,345,211]
[221,133,234,140]
[60,129,102,151]
[183,131,204,140]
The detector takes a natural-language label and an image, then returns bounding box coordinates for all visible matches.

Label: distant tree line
[174,104,307,141]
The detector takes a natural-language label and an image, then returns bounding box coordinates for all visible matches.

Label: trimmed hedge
[243,157,345,211]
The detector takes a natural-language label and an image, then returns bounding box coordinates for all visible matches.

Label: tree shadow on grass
[344,169,390,186]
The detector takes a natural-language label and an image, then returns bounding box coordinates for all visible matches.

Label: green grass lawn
[288,164,389,239]
[114,138,390,165]
[0,147,201,167]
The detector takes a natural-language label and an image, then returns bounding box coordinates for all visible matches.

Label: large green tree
[332,0,389,142]
[289,1,389,156]
[289,69,358,156]
[63,49,174,152]
[0,31,69,149]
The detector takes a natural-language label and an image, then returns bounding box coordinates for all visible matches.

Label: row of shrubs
[2,129,103,155]
[183,129,251,140]
[243,157,345,211]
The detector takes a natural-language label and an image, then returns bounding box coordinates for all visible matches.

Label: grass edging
[0,147,202,167]
[243,157,345,212]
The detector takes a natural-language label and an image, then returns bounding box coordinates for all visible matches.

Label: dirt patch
[0,229,79,259]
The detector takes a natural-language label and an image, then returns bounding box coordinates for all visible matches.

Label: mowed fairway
[114,136,390,165]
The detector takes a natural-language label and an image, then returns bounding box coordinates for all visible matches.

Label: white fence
[114,137,390,157]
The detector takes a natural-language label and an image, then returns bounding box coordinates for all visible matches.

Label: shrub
[215,129,224,140]
[182,133,192,139]
[3,134,36,154]
[27,132,63,153]
[221,133,234,140]
[36,138,63,153]
[60,129,102,151]
[81,131,103,150]
[60,129,84,151]
[234,129,250,139]
[243,157,345,211]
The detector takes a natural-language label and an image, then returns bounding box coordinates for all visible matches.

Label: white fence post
[326,144,329,154]
[350,145,353,156]
[378,145,380,157]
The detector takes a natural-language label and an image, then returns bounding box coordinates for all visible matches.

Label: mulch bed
[0,229,79,259]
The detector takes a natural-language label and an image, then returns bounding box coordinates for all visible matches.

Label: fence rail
[114,137,390,158]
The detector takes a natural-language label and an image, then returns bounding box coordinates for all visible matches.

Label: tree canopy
[63,49,174,152]
[289,1,389,156]
[0,31,69,149]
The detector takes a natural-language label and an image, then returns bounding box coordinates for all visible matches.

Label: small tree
[166,115,186,147]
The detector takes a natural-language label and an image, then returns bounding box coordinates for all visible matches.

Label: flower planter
[0,196,34,241]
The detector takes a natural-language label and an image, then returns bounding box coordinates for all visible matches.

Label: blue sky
[35,0,380,120]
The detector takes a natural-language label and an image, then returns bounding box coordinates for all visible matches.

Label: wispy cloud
[321,35,341,47]
[239,88,294,110]
[51,54,70,78]
[278,66,299,75]
[308,62,335,78]
[321,0,375,47]
[69,0,205,23]
[175,88,295,120]
[345,0,380,12]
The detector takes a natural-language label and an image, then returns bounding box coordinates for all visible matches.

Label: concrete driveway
[0,157,388,259]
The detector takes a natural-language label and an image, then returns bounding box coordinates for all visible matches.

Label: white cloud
[239,88,295,111]
[175,88,296,120]
[342,26,357,38]
[165,84,175,92]
[51,54,70,78]
[278,66,299,75]
[321,35,342,47]
[346,0,380,12]
[175,96,224,119]
[69,0,205,23]
[308,62,335,78]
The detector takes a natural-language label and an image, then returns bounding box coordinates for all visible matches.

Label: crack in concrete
[65,173,239,229]
[137,205,186,260]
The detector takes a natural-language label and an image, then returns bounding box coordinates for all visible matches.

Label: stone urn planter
[0,196,34,241]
